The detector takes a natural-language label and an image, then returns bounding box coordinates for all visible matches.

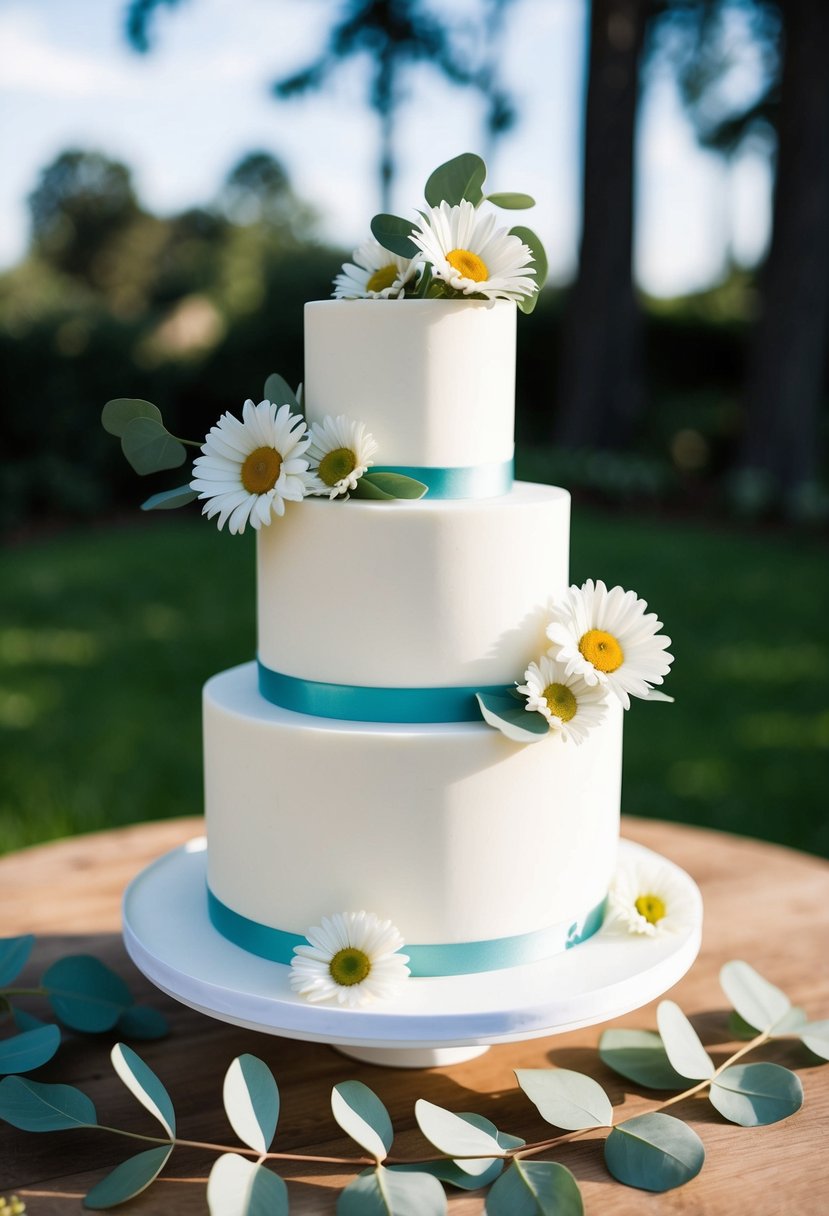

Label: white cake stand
[122,837,702,1069]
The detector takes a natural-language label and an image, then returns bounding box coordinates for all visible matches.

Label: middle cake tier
[257,481,570,697]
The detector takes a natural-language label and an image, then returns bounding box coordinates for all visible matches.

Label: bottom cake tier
[203,662,623,977]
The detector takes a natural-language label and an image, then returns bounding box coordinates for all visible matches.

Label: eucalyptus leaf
[111,1043,175,1138]
[370,214,419,259]
[121,417,188,476]
[101,398,163,438]
[485,1160,583,1216]
[709,1062,803,1126]
[84,1145,172,1210]
[350,477,395,500]
[263,373,299,411]
[415,1098,503,1176]
[141,485,198,512]
[224,1054,280,1154]
[391,1157,505,1191]
[0,1024,61,1075]
[515,1068,613,1130]
[485,192,536,210]
[656,1001,715,1080]
[771,1007,808,1037]
[332,1080,393,1162]
[720,960,791,1032]
[337,1165,446,1215]
[42,955,132,1032]
[728,1011,759,1041]
[207,1153,289,1216]
[0,935,35,986]
[116,1005,169,1041]
[598,1029,688,1090]
[510,225,547,313]
[361,472,427,500]
[799,1018,829,1060]
[424,153,486,207]
[604,1112,704,1192]
[13,1008,48,1032]
[0,1075,97,1131]
[476,693,549,744]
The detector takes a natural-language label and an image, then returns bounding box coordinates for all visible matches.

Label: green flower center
[543,682,577,722]
[329,947,371,986]
[318,447,357,487]
[366,264,399,293]
[635,893,667,925]
[579,629,624,673]
[241,446,282,494]
[446,248,488,282]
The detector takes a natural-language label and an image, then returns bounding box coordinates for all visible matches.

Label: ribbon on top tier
[258,662,511,723]
[370,456,513,500]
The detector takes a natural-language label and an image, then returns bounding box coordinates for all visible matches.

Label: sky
[0,0,773,297]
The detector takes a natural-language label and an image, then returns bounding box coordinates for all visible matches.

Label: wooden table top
[2,816,828,1214]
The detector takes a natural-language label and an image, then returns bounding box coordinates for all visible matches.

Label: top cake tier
[303,298,516,497]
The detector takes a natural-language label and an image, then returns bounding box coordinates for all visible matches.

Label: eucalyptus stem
[0,988,46,999]
[172,436,202,448]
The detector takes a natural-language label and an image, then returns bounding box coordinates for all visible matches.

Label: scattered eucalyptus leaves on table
[1,951,826,1213]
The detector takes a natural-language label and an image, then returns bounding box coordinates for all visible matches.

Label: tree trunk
[555,0,649,448]
[740,0,829,494]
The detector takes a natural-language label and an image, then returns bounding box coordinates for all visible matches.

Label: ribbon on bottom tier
[207,886,607,978]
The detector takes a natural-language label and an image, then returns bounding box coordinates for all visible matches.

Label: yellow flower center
[366,264,399,293]
[318,447,357,487]
[446,248,489,282]
[543,682,577,722]
[579,629,624,673]
[241,446,282,494]
[329,947,371,987]
[635,893,667,925]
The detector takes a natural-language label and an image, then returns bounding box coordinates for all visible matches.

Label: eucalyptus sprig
[1,959,825,1213]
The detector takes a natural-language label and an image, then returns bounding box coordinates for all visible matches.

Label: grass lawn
[1,507,827,857]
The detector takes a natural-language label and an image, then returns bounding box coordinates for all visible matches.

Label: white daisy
[333,237,419,300]
[516,655,608,744]
[190,399,312,534]
[605,858,697,937]
[410,199,536,302]
[290,911,410,1008]
[305,415,379,498]
[546,580,674,710]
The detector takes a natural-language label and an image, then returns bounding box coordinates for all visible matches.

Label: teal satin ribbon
[258,662,510,723]
[371,457,513,499]
[207,887,607,977]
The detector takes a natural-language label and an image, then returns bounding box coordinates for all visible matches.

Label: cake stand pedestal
[123,837,702,1069]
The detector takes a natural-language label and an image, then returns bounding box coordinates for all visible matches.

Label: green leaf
[604,1112,704,1192]
[510,225,547,314]
[224,1054,280,1154]
[263,373,299,411]
[709,1062,803,1126]
[121,417,188,476]
[370,214,419,259]
[771,1007,808,1037]
[799,1018,829,1060]
[13,1008,48,1032]
[361,472,428,500]
[599,1029,689,1090]
[476,693,549,744]
[393,1113,521,1189]
[42,955,132,1032]
[656,1001,715,1080]
[424,153,486,207]
[0,1076,97,1131]
[350,477,395,500]
[485,192,536,210]
[332,1080,393,1162]
[515,1068,613,1130]
[141,485,198,512]
[337,1165,446,1215]
[207,1154,289,1216]
[101,398,163,438]
[415,1099,504,1176]
[720,961,791,1032]
[486,1160,583,1216]
[111,1043,175,1138]
[728,1011,759,1040]
[84,1145,173,1210]
[116,1005,169,1041]
[0,935,35,986]
[0,1025,61,1075]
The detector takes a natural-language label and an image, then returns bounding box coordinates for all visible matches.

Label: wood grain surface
[1,815,828,1215]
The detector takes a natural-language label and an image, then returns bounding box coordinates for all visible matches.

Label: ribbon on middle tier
[370,456,514,499]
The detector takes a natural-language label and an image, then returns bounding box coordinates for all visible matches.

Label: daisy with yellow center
[305,415,379,498]
[605,857,698,937]
[546,579,674,710]
[333,237,418,300]
[516,655,608,744]
[410,199,536,302]
[289,911,410,1008]
[190,398,312,534]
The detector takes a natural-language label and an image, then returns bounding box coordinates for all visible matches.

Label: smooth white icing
[303,299,516,469]
[204,663,623,945]
[257,482,570,688]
